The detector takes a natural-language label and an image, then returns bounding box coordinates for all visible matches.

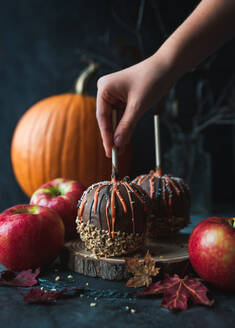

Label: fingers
[96,86,113,158]
[114,98,142,149]
[97,73,145,158]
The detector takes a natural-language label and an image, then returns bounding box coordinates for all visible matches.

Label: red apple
[0,204,64,271]
[188,216,235,291]
[30,178,85,240]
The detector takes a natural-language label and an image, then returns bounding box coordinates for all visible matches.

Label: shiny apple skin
[0,204,65,271]
[188,217,235,291]
[30,178,85,240]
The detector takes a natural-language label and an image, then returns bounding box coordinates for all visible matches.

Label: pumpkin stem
[75,62,99,95]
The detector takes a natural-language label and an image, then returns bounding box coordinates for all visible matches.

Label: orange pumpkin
[11,63,132,197]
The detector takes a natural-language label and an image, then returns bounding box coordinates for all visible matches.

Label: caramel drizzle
[79,194,87,223]
[93,183,110,213]
[149,175,155,199]
[135,174,147,185]
[144,169,161,199]
[115,187,128,213]
[135,170,154,185]
[139,170,187,218]
[123,183,135,234]
[123,182,146,205]
[134,168,190,221]
[167,178,181,196]
[135,169,162,200]
[155,167,162,176]
[110,185,116,239]
[78,180,147,239]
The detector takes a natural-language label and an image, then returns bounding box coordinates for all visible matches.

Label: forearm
[97,0,235,155]
[153,0,235,82]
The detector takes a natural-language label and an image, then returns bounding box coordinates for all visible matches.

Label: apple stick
[112,110,119,180]
[154,115,162,176]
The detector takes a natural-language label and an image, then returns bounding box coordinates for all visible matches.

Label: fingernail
[114,135,123,147]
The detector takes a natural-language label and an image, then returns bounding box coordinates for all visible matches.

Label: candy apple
[188,217,235,291]
[0,204,64,271]
[30,178,85,240]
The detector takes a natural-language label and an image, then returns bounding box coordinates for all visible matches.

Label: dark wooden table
[0,214,235,328]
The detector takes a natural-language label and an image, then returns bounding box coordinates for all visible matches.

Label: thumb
[114,100,142,148]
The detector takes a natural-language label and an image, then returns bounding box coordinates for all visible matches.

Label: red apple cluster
[0,178,85,271]
[30,178,85,240]
[188,216,235,291]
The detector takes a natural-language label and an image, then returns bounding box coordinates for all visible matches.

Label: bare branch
[112,4,146,59]
[214,120,235,125]
[136,0,146,31]
[150,0,168,39]
[112,9,136,35]
[191,109,235,137]
[75,48,120,70]
[136,0,146,58]
[215,76,235,107]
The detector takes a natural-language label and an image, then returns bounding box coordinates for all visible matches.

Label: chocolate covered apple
[133,169,190,237]
[133,115,190,237]
[76,177,151,257]
[76,110,151,257]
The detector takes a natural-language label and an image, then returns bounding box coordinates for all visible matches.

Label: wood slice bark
[62,233,189,281]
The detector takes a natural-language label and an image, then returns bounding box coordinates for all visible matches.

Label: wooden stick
[112,110,118,180]
[154,115,162,175]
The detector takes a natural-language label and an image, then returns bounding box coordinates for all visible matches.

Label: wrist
[141,49,180,100]
[152,45,184,85]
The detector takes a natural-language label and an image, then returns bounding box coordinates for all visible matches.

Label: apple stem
[50,186,61,197]
[228,218,235,228]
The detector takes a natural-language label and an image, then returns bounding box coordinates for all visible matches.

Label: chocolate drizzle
[77,179,150,239]
[89,200,94,224]
[98,194,105,230]
[133,170,190,221]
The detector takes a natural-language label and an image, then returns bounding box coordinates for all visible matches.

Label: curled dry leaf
[21,288,83,304]
[125,250,160,288]
[138,274,214,311]
[0,268,40,287]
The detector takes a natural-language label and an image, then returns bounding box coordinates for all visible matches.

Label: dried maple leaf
[125,250,160,288]
[138,274,214,311]
[21,287,83,304]
[0,268,40,287]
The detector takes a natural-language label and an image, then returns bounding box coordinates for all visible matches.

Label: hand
[96,55,172,157]
[96,0,235,158]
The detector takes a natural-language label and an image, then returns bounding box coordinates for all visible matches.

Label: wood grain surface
[63,233,189,280]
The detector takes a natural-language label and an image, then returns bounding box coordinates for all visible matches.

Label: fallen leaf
[125,250,160,288]
[138,274,214,311]
[0,268,40,287]
[21,288,83,304]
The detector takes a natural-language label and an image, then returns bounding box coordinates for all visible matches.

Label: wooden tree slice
[62,233,189,281]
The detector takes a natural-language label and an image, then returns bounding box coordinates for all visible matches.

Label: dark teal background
[0,2,235,326]
[0,0,235,212]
